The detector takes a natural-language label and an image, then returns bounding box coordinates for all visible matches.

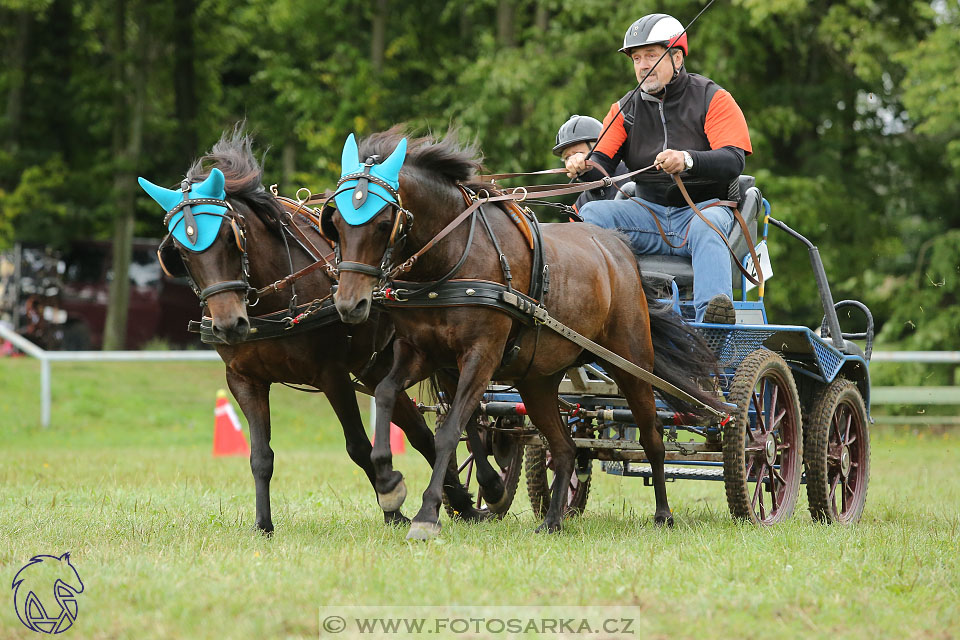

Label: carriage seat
[634,176,762,292]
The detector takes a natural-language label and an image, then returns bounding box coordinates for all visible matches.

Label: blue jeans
[580,196,734,322]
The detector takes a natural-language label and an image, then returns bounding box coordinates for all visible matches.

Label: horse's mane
[358,126,484,185]
[186,124,285,228]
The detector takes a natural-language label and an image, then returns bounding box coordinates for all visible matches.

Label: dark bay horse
[138,129,479,533]
[326,129,723,539]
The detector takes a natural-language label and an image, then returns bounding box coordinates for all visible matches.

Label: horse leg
[516,375,576,533]
[370,339,432,513]
[463,408,505,505]
[433,370,503,517]
[407,348,501,540]
[324,370,408,526]
[226,372,274,534]
[613,373,672,525]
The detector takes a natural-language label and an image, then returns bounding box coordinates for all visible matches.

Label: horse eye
[377,220,392,233]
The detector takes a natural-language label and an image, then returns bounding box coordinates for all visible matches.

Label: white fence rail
[2,323,958,427]
[1,324,220,427]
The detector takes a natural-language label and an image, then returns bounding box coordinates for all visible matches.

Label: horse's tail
[642,278,727,417]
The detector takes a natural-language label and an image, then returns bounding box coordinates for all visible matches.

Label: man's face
[630,44,682,94]
[561,142,593,162]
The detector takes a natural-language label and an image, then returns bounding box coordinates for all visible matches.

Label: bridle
[322,156,414,284]
[157,178,258,306]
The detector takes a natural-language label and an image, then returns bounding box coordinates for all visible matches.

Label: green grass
[1,359,958,639]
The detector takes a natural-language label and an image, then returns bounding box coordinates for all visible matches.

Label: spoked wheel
[443,416,523,519]
[524,444,591,519]
[804,379,870,524]
[723,348,803,525]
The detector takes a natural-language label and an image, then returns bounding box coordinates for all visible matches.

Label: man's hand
[564,152,588,178]
[655,149,686,174]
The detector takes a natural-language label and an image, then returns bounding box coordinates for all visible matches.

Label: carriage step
[603,462,725,482]
[602,462,808,485]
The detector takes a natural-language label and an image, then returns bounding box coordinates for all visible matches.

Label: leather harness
[327,166,731,418]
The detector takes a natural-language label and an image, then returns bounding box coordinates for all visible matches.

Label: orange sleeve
[593,102,628,160]
[704,90,752,155]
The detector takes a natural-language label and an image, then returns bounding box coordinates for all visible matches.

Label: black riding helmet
[553,115,603,156]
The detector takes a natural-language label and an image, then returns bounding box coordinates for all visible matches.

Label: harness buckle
[381,287,409,302]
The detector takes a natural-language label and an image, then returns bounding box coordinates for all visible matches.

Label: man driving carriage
[564,13,752,323]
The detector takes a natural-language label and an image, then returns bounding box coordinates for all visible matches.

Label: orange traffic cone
[372,423,406,454]
[213,389,250,457]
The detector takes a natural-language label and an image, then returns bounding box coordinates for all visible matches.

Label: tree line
[1,0,958,384]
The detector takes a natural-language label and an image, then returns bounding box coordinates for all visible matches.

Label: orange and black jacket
[587,67,752,207]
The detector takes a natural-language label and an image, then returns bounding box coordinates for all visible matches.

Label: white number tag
[743,240,773,292]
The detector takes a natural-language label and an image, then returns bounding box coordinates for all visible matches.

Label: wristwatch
[682,151,694,171]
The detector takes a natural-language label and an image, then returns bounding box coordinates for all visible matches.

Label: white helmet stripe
[647,16,683,43]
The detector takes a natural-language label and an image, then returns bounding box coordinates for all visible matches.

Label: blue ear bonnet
[334,133,407,225]
[137,169,229,252]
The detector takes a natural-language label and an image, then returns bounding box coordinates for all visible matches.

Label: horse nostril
[234,316,250,336]
[354,298,369,316]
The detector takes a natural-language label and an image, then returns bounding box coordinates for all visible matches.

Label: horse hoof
[479,480,505,506]
[253,523,274,537]
[405,521,441,541]
[535,521,561,534]
[377,479,407,512]
[383,511,410,526]
[654,513,675,527]
[456,508,497,523]
[481,492,512,516]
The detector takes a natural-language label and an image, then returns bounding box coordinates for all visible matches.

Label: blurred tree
[103,0,149,350]
[0,0,955,359]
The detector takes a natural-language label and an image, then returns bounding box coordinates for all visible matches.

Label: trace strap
[499,291,729,419]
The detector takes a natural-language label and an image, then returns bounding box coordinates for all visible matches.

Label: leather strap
[198,279,250,302]
[478,167,571,181]
[499,290,727,419]
[672,174,763,287]
[390,162,655,277]
[254,259,333,296]
[337,261,386,277]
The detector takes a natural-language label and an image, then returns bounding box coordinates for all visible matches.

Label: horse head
[139,166,253,344]
[327,132,408,324]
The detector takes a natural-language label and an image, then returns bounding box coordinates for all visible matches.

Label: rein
[386,160,654,279]
[582,163,765,288]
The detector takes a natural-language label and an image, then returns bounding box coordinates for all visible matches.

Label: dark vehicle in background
[0,240,200,350]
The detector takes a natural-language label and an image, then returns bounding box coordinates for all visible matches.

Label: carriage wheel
[723,348,803,525]
[442,417,523,519]
[524,444,591,519]
[803,379,870,524]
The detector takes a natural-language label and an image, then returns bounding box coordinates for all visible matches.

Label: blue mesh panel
[810,336,844,381]
[700,327,777,368]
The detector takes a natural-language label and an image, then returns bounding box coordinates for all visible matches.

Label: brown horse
[141,129,480,533]
[325,129,723,538]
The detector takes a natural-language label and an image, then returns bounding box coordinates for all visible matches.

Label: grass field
[1,359,958,639]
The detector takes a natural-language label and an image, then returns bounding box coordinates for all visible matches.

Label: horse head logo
[11,552,84,634]
[333,133,407,225]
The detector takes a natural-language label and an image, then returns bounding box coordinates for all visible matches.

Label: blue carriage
[446,177,874,526]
